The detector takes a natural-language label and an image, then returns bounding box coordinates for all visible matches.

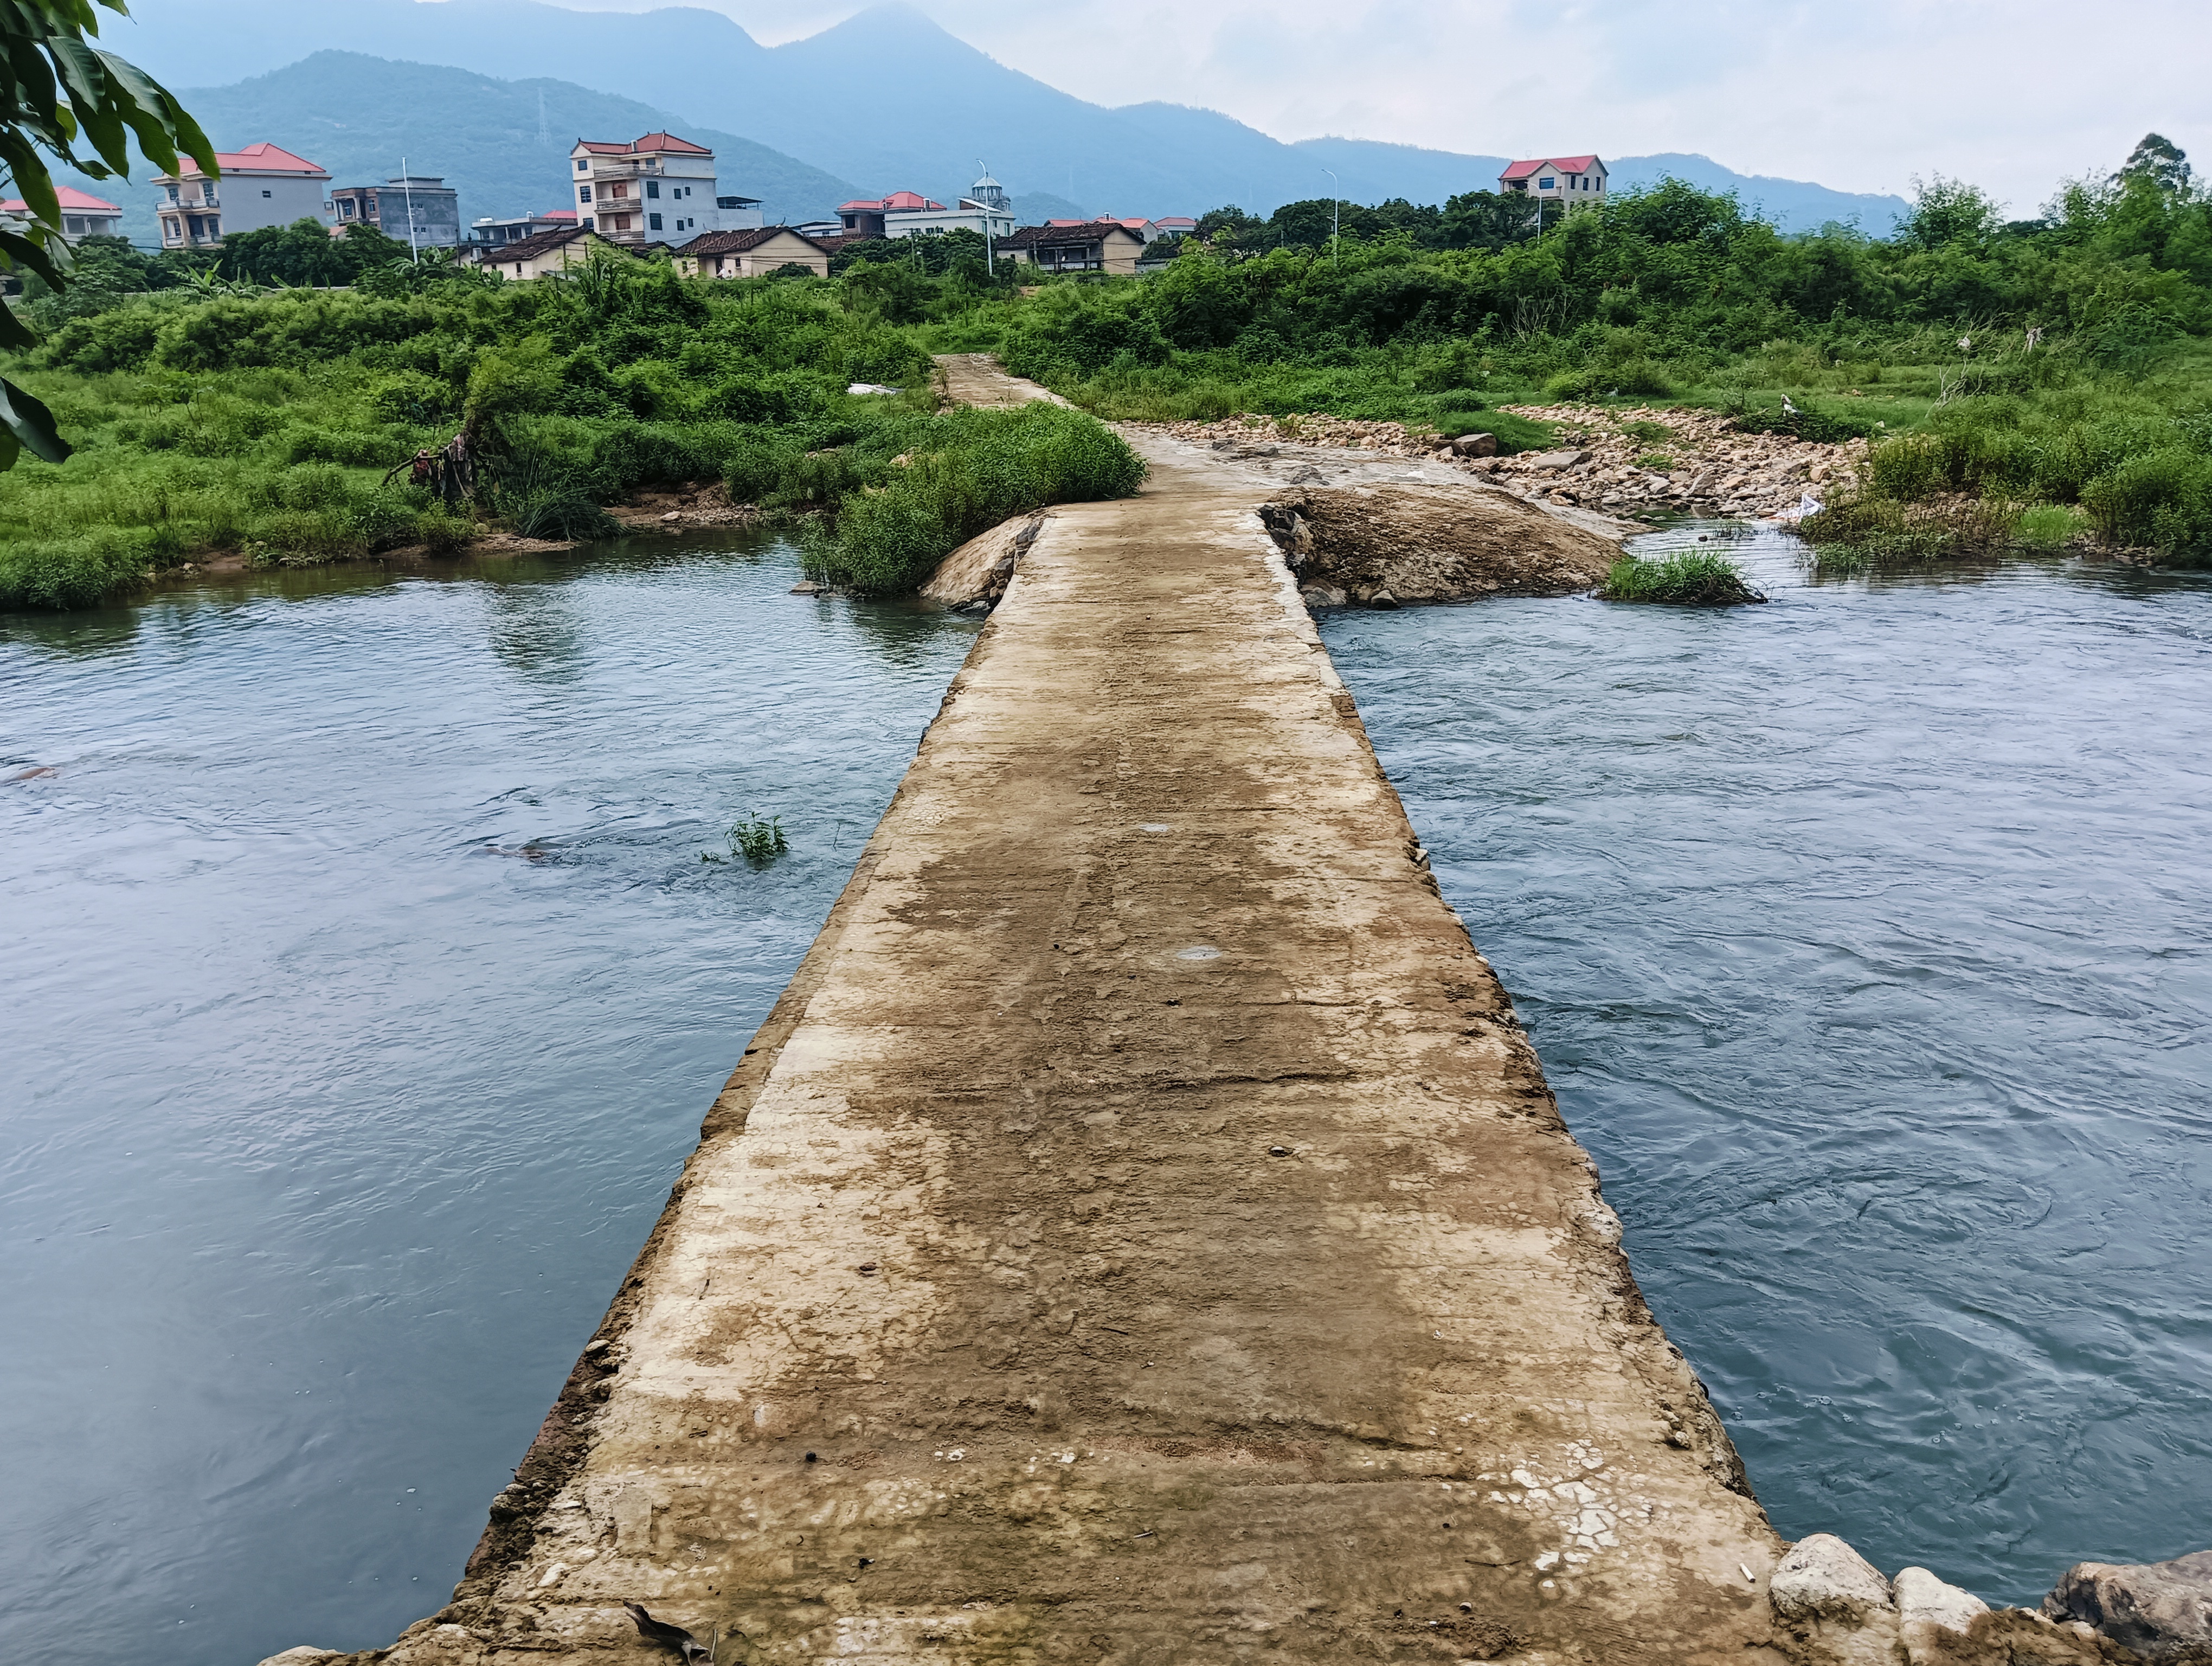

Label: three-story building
[151,142,330,249]
[570,132,738,244]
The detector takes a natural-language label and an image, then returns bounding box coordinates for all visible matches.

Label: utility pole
[401,155,419,262]
[1323,167,1339,265]
[979,157,993,277]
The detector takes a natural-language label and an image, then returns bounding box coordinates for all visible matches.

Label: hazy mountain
[59,53,863,245]
[97,0,1907,232]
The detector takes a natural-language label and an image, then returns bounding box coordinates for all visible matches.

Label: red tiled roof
[496,227,597,262]
[632,131,712,155]
[1500,155,1603,180]
[544,209,577,221]
[1154,216,1197,228]
[176,140,325,178]
[4,186,123,214]
[575,140,631,155]
[839,192,947,213]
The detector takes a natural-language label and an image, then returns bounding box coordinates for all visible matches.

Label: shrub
[813,405,1146,592]
[1545,358,1675,400]
[1598,552,1766,605]
[2080,448,2212,560]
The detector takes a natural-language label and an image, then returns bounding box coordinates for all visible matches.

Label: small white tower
[968,167,1010,213]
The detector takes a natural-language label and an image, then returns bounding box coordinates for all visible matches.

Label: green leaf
[0,223,70,287]
[0,127,61,225]
[0,373,71,465]
[93,48,216,176]
[47,35,128,175]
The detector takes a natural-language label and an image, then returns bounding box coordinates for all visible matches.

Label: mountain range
[79,0,1909,235]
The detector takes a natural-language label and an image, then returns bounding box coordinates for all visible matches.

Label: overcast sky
[576,0,2206,210]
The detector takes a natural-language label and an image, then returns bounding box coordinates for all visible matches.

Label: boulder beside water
[2044,1549,2212,1660]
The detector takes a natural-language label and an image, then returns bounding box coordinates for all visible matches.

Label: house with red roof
[1498,155,1607,213]
[570,132,757,245]
[0,185,123,242]
[151,142,330,249]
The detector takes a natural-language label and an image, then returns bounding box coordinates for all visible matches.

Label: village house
[676,226,831,279]
[327,175,461,248]
[151,142,330,249]
[570,132,748,244]
[467,209,577,252]
[1498,155,1608,209]
[0,185,123,242]
[996,219,1150,275]
[836,173,1017,242]
[484,224,623,281]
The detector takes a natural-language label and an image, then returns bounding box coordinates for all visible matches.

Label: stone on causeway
[1896,1566,1991,1664]
[2043,1549,2212,1659]
[1772,1534,1895,1626]
[1769,1534,1902,1666]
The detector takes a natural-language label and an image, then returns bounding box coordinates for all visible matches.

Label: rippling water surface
[0,535,977,1665]
[5,526,2208,1662]
[1321,527,2212,1606]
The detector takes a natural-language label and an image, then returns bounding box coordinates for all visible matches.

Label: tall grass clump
[806,405,1145,592]
[1598,551,1766,605]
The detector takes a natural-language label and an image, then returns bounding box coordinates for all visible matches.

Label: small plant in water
[730,813,789,865]
[1599,552,1767,606]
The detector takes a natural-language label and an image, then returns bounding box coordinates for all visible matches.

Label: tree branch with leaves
[1,0,215,467]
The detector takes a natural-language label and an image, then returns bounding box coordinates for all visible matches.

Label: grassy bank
[1,255,1141,610]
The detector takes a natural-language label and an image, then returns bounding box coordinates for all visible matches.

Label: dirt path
[315,358,1797,1666]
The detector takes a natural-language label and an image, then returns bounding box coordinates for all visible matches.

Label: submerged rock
[2044,1549,2212,1659]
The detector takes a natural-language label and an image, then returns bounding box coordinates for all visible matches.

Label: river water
[0,535,979,1665]
[2,528,2206,1663]
[1321,526,2212,1606]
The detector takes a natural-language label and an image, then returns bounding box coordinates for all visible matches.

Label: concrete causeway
[351,368,1793,1666]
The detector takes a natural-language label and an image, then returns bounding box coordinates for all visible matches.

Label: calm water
[0,534,978,1665]
[3,530,2207,1663]
[1322,527,2212,1605]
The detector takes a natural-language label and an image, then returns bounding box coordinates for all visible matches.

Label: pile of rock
[1134,405,1872,523]
[1768,1535,2212,1666]
[1485,403,1868,521]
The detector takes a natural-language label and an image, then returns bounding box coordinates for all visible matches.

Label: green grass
[1598,552,1767,605]
[795,403,1146,593]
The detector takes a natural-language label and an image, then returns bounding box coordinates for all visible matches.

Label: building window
[579,185,591,203]
[202,182,216,201]
[614,214,631,231]
[646,181,659,198]
[262,188,272,198]
[648,212,663,230]
[582,216,594,231]
[609,183,627,198]
[1539,177,1554,190]
[576,159,587,172]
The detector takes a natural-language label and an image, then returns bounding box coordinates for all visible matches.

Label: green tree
[2119,132,2191,195]
[1,0,217,466]
[1899,174,2007,251]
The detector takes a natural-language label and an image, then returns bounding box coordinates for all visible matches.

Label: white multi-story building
[836,172,1017,243]
[569,132,757,244]
[150,142,330,249]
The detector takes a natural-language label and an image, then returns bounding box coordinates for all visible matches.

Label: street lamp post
[1323,167,1339,265]
[400,155,419,263]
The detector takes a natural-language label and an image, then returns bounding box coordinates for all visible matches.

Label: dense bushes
[796,405,1146,592]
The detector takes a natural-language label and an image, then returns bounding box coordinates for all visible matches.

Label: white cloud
[649,0,2209,208]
